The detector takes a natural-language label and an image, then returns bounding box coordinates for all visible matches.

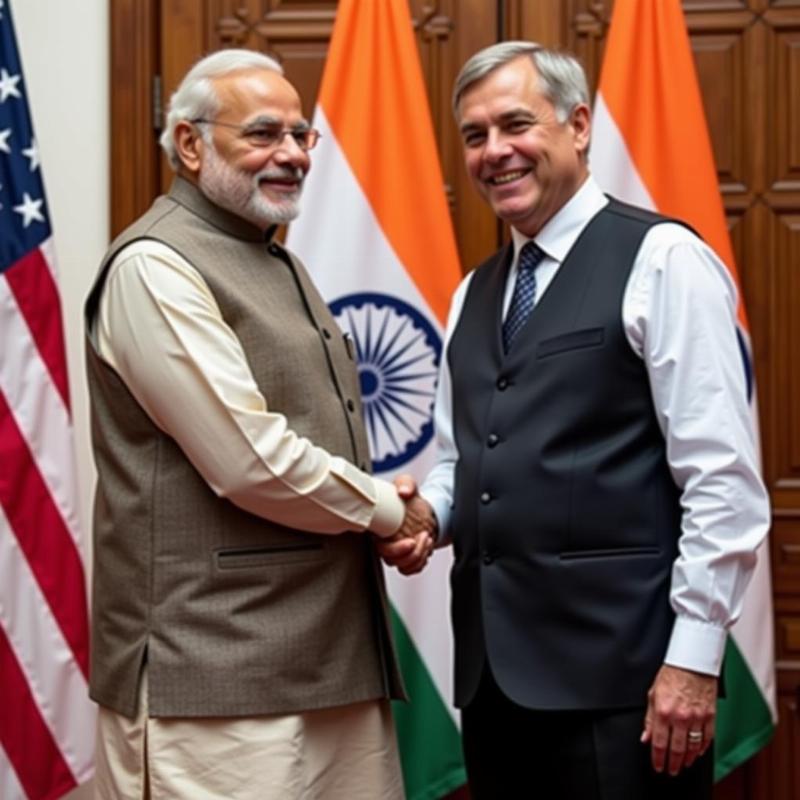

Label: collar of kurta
[169,175,279,244]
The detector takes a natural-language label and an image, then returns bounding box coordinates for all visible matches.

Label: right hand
[375,476,438,575]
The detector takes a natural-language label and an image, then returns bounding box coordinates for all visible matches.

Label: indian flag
[590,0,777,781]
[286,0,466,797]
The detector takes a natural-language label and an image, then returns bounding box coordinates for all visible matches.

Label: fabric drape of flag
[0,2,95,798]
[286,1,466,797]
[590,0,776,781]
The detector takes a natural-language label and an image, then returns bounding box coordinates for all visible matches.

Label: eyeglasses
[191,119,321,151]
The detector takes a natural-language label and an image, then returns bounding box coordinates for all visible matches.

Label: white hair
[159,49,284,170]
[452,41,588,123]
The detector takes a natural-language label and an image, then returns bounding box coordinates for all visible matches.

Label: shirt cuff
[367,478,405,538]
[664,616,727,676]
[419,489,451,545]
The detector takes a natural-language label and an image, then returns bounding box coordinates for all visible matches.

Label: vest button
[482,550,494,565]
[487,433,499,448]
[346,399,356,412]
[480,491,492,504]
[322,327,332,339]
[268,244,280,255]
[496,377,509,391]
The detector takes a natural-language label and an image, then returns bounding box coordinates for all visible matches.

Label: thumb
[394,473,417,499]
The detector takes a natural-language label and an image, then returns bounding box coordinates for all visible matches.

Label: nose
[273,133,310,168]
[483,128,513,163]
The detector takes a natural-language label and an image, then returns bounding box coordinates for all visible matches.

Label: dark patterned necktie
[502,241,546,353]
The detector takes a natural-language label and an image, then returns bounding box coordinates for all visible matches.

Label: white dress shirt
[421,176,770,677]
[94,239,405,539]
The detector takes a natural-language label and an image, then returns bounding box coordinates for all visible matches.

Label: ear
[570,103,592,155]
[173,120,205,175]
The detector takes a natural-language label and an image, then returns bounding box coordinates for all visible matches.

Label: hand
[375,527,434,575]
[375,477,438,575]
[641,664,717,776]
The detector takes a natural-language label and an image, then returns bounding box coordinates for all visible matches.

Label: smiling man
[83,50,427,800]
[379,41,770,799]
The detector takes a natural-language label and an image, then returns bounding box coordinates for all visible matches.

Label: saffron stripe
[0,625,77,800]
[0,391,89,678]
[4,245,71,411]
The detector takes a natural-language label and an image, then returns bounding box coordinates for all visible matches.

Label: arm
[95,240,405,537]
[626,223,770,773]
[417,274,474,544]
[375,275,474,572]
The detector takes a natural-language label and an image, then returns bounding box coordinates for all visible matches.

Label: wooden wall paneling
[564,0,610,97]
[110,0,160,237]
[502,0,563,47]
[427,0,499,272]
[208,1,337,121]
[765,7,800,196]
[159,0,208,194]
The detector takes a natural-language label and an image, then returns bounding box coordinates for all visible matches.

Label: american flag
[0,1,95,798]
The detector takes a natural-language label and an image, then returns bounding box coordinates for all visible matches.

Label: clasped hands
[374,474,438,575]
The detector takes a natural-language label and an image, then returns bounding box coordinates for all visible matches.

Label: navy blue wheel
[329,292,442,473]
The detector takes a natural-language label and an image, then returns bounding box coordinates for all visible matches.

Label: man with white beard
[84,49,431,800]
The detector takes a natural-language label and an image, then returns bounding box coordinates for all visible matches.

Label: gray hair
[452,41,588,123]
[160,49,284,170]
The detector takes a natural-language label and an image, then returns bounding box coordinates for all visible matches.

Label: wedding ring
[687,730,703,744]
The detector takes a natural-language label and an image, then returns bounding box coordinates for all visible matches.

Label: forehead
[212,68,303,121]
[458,56,549,123]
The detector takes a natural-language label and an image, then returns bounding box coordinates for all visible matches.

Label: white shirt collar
[510,175,609,264]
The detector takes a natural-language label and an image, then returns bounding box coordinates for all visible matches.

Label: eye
[505,118,533,134]
[462,130,487,148]
[290,129,311,148]
[244,126,280,146]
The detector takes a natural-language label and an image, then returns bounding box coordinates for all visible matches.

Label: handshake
[375,474,438,576]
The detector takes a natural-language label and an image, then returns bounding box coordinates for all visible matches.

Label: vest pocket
[558,545,660,561]
[215,542,324,569]
[537,327,604,359]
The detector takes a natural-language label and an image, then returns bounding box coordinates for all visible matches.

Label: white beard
[198,143,304,228]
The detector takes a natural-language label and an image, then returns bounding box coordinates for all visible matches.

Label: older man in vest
[85,50,432,800]
[380,41,770,799]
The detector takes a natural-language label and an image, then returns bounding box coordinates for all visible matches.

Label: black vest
[448,199,683,710]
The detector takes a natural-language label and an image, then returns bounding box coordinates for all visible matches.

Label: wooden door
[110,1,800,797]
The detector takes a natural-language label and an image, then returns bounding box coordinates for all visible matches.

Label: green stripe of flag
[391,607,467,800]
[714,636,775,781]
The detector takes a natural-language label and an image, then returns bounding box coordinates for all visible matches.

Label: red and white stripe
[0,238,95,799]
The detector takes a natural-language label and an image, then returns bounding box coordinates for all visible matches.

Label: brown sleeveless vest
[85,177,404,717]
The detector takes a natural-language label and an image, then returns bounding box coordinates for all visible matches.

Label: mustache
[254,166,306,183]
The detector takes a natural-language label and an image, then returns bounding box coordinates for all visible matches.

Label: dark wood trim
[110,0,160,238]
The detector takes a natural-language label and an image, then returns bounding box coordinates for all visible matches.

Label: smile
[486,169,529,186]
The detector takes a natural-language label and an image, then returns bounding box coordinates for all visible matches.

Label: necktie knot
[502,241,546,353]
[518,240,546,272]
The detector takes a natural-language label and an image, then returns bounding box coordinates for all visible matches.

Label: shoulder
[637,222,739,306]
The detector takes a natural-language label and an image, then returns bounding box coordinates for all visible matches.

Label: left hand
[374,527,434,575]
[641,664,717,776]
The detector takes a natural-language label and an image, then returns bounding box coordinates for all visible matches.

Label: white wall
[13,2,107,548]
[13,1,108,797]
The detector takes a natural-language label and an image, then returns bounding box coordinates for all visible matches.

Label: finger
[376,537,416,565]
[667,724,689,776]
[393,534,431,571]
[399,555,429,576]
[640,704,653,743]
[699,716,715,757]
[394,474,417,499]
[683,726,704,768]
[649,715,670,773]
